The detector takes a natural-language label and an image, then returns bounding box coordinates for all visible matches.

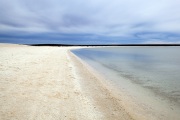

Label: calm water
[72,47,180,105]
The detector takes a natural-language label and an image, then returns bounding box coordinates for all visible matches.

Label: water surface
[72,47,180,106]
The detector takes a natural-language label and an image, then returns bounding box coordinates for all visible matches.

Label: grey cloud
[0,0,180,43]
[62,14,91,27]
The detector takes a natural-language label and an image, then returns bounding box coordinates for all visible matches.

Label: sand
[0,44,133,120]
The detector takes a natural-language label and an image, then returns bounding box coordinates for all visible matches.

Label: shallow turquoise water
[72,47,180,105]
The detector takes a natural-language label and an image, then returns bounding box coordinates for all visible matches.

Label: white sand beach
[0,44,133,120]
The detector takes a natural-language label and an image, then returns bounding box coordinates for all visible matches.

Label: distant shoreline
[29,43,180,47]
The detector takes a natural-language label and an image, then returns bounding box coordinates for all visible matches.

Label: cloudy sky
[0,0,180,44]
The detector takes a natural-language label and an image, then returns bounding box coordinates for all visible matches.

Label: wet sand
[0,44,133,120]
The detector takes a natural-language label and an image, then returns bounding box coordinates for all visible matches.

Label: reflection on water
[72,47,180,104]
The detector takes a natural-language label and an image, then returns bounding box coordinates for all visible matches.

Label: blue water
[72,47,180,105]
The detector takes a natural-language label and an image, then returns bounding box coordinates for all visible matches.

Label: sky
[0,0,180,44]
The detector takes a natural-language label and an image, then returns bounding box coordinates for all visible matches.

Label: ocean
[72,46,180,119]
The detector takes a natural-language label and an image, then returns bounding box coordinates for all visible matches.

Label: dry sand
[0,44,133,120]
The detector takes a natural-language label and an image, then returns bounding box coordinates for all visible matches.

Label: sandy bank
[0,44,133,120]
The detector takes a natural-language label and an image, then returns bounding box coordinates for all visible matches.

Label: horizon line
[28,43,180,47]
